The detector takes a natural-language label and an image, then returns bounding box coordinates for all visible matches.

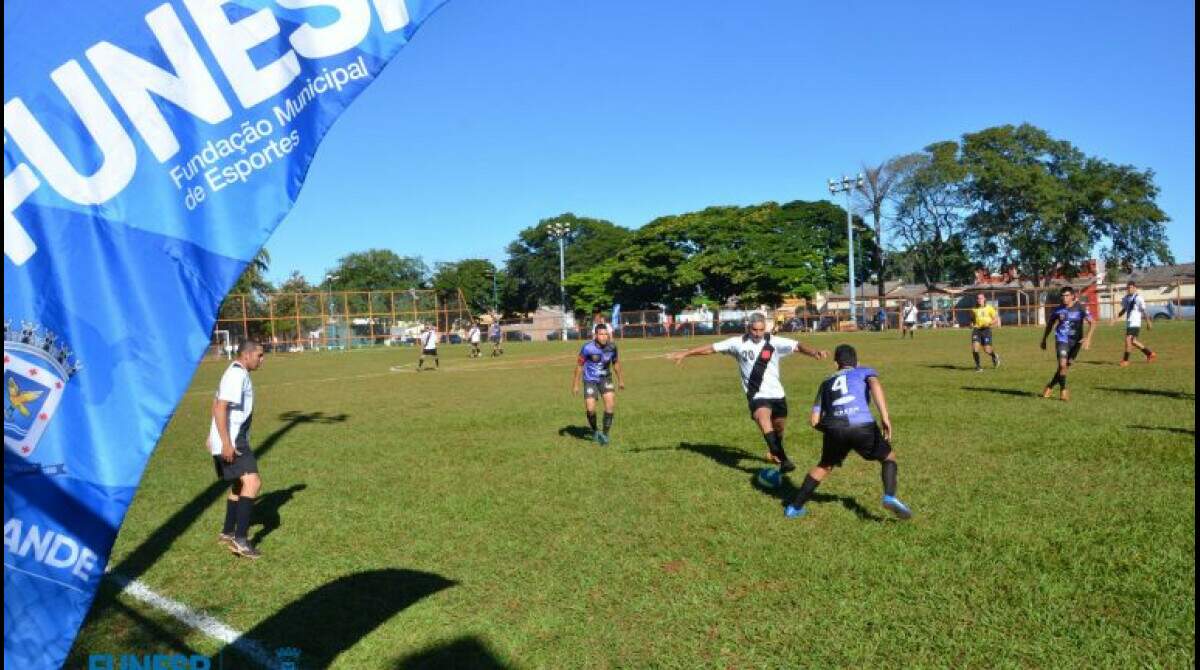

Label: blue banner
[611,304,621,330]
[4,2,448,666]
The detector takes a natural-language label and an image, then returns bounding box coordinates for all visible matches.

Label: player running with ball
[670,313,827,474]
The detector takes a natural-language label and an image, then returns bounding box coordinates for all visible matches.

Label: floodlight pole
[549,222,572,341]
[828,174,865,325]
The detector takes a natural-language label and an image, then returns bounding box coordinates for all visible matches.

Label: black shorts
[971,328,993,346]
[819,423,892,469]
[1055,340,1082,362]
[1125,326,1141,338]
[213,443,257,481]
[583,379,616,398]
[748,397,788,420]
[422,348,438,356]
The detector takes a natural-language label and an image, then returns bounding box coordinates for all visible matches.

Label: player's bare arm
[212,399,236,463]
[867,377,893,441]
[670,344,716,365]
[1083,318,1095,350]
[1040,315,1059,350]
[613,360,625,389]
[809,406,822,429]
[796,341,830,360]
[571,361,583,395]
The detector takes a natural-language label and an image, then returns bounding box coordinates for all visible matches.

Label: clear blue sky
[270,0,1196,284]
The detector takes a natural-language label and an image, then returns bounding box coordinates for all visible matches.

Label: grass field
[68,323,1195,669]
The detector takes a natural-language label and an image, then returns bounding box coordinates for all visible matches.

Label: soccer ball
[755,467,783,489]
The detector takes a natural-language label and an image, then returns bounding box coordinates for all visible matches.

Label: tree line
[226,123,1172,319]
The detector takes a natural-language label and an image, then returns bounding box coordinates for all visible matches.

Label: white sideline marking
[107,572,277,668]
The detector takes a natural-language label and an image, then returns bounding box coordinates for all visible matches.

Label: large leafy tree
[501,213,631,313]
[960,124,1172,287]
[563,200,863,313]
[326,249,428,291]
[432,258,502,314]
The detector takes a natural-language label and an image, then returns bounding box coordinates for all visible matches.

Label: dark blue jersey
[1050,304,1092,343]
[813,366,879,428]
[578,341,618,383]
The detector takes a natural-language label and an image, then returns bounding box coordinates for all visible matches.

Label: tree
[960,124,1172,291]
[327,249,428,291]
[501,214,631,313]
[892,142,974,287]
[228,247,273,296]
[431,259,501,314]
[561,201,860,314]
[855,154,924,301]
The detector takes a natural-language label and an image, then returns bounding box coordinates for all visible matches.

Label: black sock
[789,475,821,509]
[1059,374,1068,390]
[1123,351,1131,361]
[586,411,597,431]
[881,461,898,497]
[763,431,788,464]
[435,357,439,368]
[990,352,998,365]
[603,412,613,433]
[973,352,981,368]
[222,498,238,535]
[235,496,255,540]
[1047,372,1061,389]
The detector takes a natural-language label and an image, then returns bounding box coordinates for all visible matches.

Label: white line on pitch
[107,572,277,669]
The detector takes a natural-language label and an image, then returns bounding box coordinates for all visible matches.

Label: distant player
[417,323,439,371]
[969,292,1001,371]
[1115,281,1156,366]
[489,321,504,357]
[571,324,625,445]
[784,344,912,520]
[208,338,265,558]
[1041,286,1094,401]
[900,301,918,339]
[467,322,482,358]
[670,313,828,473]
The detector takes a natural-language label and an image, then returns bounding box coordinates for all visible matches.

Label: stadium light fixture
[827,174,865,324]
[548,222,572,340]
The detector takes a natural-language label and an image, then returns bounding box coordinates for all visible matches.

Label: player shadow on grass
[557,425,596,441]
[960,386,1039,398]
[219,569,457,669]
[1097,386,1195,401]
[923,363,976,371]
[393,635,512,669]
[249,483,308,546]
[676,443,884,522]
[1128,425,1195,436]
[97,412,349,597]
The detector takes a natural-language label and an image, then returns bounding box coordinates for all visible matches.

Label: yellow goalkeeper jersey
[971,305,998,328]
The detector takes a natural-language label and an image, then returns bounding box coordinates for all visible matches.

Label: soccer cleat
[784,504,808,519]
[882,495,912,520]
[1060,389,1070,402]
[779,459,797,474]
[217,533,235,547]
[1147,352,1157,363]
[229,538,261,559]
[974,367,983,373]
[992,355,1001,368]
[1041,387,1054,399]
[1119,360,1130,367]
[765,451,781,465]
[595,431,609,446]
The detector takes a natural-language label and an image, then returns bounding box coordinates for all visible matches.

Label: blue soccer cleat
[595,431,609,446]
[784,504,807,519]
[882,495,913,520]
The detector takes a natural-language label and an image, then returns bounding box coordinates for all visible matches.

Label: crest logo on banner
[4,321,80,457]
